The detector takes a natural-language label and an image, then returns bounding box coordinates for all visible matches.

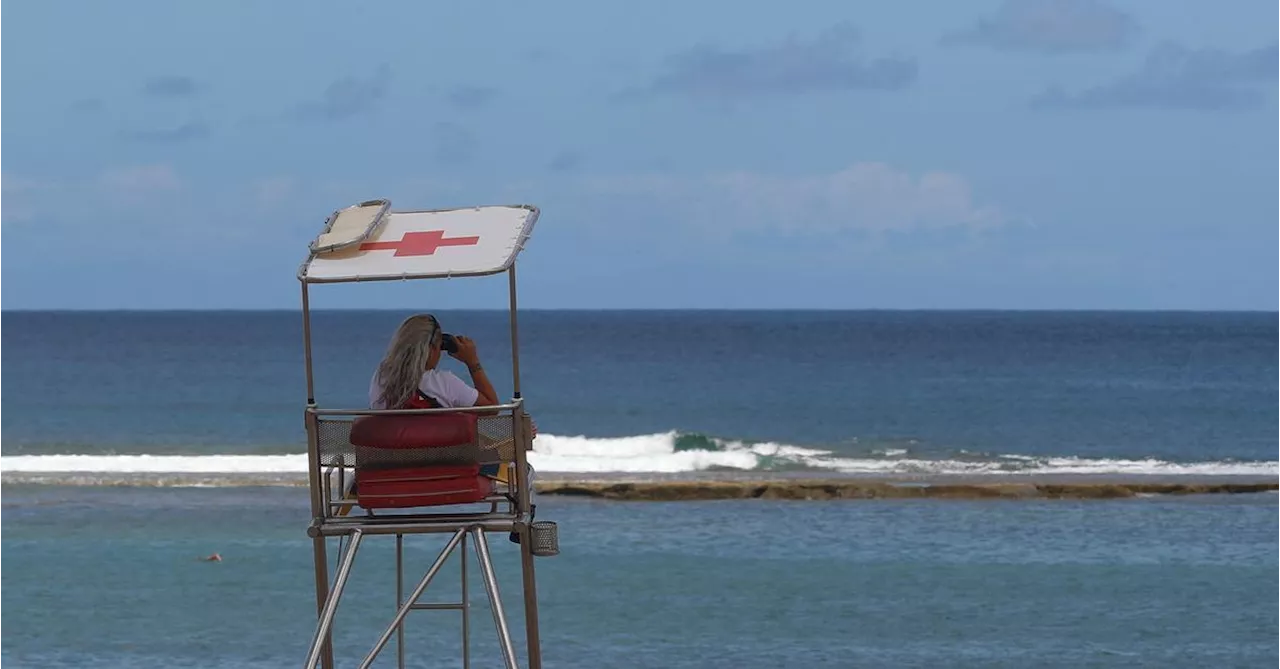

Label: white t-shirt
[368,368,480,409]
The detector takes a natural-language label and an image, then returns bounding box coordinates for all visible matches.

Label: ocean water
[2,310,1277,667]
[2,310,1277,478]
[2,487,1276,668]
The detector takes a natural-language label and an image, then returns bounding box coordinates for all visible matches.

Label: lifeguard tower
[296,200,555,669]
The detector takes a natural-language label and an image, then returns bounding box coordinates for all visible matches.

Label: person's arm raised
[449,336,500,407]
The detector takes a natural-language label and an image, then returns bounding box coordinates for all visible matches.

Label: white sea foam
[529,432,759,472]
[1,453,307,474]
[2,432,1276,478]
[822,456,1280,477]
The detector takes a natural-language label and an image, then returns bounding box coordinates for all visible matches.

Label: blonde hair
[374,314,441,409]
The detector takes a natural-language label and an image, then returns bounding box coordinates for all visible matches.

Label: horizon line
[2,307,1276,314]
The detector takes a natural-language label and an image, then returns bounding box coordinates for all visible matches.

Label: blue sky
[2,0,1276,310]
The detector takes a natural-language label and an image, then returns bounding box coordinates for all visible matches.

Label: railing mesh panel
[316,415,517,469]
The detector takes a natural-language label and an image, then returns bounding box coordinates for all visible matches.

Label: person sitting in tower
[369,313,498,413]
[367,313,535,481]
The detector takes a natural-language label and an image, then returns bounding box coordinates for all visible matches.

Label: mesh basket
[530,521,559,557]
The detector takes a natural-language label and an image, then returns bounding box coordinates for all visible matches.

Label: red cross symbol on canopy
[358,230,480,257]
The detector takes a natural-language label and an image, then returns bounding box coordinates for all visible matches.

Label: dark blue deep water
[2,310,1276,474]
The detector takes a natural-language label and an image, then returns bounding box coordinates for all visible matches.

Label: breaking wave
[2,431,1277,482]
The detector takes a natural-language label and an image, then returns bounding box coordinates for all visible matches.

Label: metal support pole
[301,282,316,404]
[512,404,530,519]
[303,284,329,669]
[304,409,334,669]
[510,397,543,668]
[305,529,365,669]
[508,264,541,667]
[461,531,471,669]
[507,265,522,399]
[519,526,543,669]
[309,537,333,669]
[472,528,519,669]
[360,529,467,669]
[396,533,405,669]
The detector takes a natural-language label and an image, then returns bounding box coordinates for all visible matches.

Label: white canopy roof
[299,201,539,283]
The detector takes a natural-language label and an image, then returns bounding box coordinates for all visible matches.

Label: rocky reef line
[535,479,1278,501]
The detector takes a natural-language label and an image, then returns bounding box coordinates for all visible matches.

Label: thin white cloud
[121,121,211,143]
[1,174,50,224]
[97,165,183,193]
[252,176,298,207]
[4,167,184,229]
[1,207,36,225]
[2,174,51,195]
[586,163,1003,235]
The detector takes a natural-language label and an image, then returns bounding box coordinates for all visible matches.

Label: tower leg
[396,533,405,669]
[519,525,544,669]
[310,536,333,669]
[462,531,471,669]
[473,528,519,669]
[305,530,364,669]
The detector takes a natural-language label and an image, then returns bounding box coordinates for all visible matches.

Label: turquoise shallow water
[3,486,1276,668]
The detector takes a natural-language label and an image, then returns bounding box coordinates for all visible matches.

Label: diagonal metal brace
[359,528,467,669]
[304,529,364,669]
